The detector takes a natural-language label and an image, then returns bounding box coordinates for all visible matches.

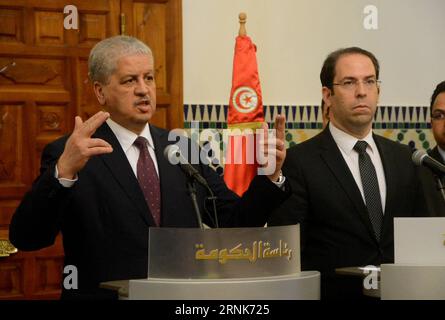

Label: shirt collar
[106,118,155,153]
[329,122,377,155]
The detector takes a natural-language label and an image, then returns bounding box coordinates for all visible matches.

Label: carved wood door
[0,0,182,299]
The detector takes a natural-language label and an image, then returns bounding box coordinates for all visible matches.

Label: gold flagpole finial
[239,13,247,36]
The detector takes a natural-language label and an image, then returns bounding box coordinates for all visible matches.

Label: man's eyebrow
[120,74,137,79]
[338,75,376,81]
[337,76,356,81]
[120,71,153,76]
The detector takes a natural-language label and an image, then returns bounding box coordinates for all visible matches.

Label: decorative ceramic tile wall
[183,104,435,152]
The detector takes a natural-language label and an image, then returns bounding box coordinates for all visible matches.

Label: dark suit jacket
[418,146,445,216]
[268,127,427,298]
[10,123,289,298]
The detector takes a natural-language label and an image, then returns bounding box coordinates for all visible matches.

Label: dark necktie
[353,140,383,241]
[134,136,161,226]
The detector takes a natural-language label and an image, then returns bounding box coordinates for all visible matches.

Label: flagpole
[239,13,247,36]
[224,12,264,196]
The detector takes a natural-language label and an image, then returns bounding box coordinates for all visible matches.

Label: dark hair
[320,47,380,92]
[431,81,445,110]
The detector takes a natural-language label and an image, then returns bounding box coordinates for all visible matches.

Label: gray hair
[88,35,153,84]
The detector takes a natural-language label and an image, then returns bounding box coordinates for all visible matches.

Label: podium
[381,264,445,300]
[380,218,445,300]
[102,225,320,300]
[129,272,319,300]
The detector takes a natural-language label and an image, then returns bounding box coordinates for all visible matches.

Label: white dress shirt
[106,119,158,177]
[329,122,387,213]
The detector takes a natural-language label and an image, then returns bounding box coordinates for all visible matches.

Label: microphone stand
[186,178,204,229]
[434,175,445,204]
[205,187,219,228]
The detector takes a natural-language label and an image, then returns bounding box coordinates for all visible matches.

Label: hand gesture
[57,111,113,179]
[260,114,286,182]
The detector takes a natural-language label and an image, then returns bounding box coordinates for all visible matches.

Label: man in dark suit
[418,81,445,216]
[9,36,289,299]
[269,47,427,299]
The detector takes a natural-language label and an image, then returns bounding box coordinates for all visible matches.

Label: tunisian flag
[223,35,264,196]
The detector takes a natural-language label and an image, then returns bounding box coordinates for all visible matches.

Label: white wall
[183,0,445,106]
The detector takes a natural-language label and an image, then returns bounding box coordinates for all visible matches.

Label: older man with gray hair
[9,36,289,299]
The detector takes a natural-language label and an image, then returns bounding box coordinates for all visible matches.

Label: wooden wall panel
[150,106,167,129]
[0,104,24,186]
[133,2,167,92]
[35,256,63,295]
[79,13,107,47]
[0,201,20,230]
[0,260,24,298]
[36,104,69,137]
[35,10,65,45]
[0,57,65,86]
[78,58,102,119]
[0,8,24,44]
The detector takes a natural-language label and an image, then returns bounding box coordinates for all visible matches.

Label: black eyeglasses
[332,79,381,91]
[431,111,445,121]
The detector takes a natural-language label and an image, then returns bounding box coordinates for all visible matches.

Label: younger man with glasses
[269,47,428,299]
[418,81,445,216]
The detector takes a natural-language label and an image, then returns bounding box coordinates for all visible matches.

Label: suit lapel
[94,123,154,226]
[430,146,445,164]
[319,129,378,242]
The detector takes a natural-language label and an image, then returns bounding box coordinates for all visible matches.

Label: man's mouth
[134,99,152,112]
[354,104,370,110]
[135,99,150,107]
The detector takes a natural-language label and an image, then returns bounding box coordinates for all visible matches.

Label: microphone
[412,149,445,177]
[163,144,209,187]
[164,144,219,228]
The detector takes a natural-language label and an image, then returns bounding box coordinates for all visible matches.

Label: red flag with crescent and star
[223,35,264,196]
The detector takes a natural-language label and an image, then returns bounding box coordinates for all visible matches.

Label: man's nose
[355,81,367,97]
[134,78,149,96]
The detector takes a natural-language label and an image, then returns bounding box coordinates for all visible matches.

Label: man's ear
[376,84,380,105]
[322,87,332,107]
[93,81,106,105]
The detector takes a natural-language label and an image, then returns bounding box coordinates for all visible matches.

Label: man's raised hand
[57,111,113,179]
[259,114,286,182]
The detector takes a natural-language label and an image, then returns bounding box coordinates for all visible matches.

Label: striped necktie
[354,140,383,241]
